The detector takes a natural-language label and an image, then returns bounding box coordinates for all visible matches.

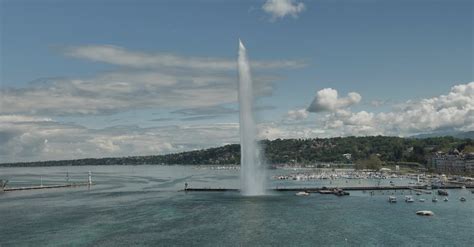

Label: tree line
[1,136,472,168]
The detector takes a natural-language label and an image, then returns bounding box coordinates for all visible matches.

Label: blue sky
[1,0,473,162]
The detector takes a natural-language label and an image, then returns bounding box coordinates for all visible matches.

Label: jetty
[183,184,474,193]
[409,188,432,194]
[184,188,239,192]
[1,171,93,193]
[3,183,91,192]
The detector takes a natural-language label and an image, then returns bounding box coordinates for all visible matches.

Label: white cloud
[0,72,278,116]
[286,108,308,120]
[0,115,53,123]
[0,43,307,162]
[0,115,329,162]
[0,44,303,117]
[0,116,240,162]
[63,45,305,70]
[258,122,325,140]
[262,0,306,20]
[307,88,361,112]
[319,82,474,136]
[4,82,471,162]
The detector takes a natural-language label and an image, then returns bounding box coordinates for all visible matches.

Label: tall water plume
[238,39,266,196]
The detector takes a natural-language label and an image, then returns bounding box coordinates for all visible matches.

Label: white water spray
[238,39,266,196]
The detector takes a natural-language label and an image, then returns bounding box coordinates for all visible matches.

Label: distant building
[342,153,352,160]
[379,167,391,172]
[431,151,474,174]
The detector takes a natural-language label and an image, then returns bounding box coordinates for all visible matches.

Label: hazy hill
[411,131,474,139]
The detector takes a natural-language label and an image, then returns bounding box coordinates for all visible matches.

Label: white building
[342,153,352,160]
[431,152,474,174]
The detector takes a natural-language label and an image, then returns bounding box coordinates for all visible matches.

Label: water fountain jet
[238,39,266,196]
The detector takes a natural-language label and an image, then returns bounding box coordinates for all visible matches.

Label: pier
[409,188,433,194]
[184,188,239,192]
[3,183,91,192]
[183,185,474,193]
[1,171,93,193]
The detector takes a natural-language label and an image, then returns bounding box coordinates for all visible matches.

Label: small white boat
[419,198,425,202]
[405,196,414,203]
[460,197,466,202]
[443,197,448,202]
[296,191,309,196]
[432,197,438,202]
[388,196,397,203]
[416,210,434,216]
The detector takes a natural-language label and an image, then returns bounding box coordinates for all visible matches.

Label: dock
[1,171,93,193]
[183,185,474,193]
[410,188,432,194]
[183,188,239,192]
[3,183,90,192]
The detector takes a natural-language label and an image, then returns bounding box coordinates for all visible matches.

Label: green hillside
[1,136,472,167]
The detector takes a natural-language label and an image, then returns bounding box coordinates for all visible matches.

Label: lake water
[1,165,473,246]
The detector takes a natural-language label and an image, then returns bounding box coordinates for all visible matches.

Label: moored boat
[296,191,309,196]
[416,210,434,216]
[437,190,448,196]
[405,196,414,203]
[388,196,397,203]
[333,188,350,196]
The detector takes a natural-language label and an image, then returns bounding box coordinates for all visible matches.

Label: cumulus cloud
[307,88,362,112]
[320,82,474,136]
[63,45,305,70]
[4,82,471,162]
[286,108,308,120]
[0,116,240,162]
[262,0,306,20]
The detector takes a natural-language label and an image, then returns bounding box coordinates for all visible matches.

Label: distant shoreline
[1,136,472,174]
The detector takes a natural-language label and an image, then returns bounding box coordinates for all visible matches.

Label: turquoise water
[0,166,473,246]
